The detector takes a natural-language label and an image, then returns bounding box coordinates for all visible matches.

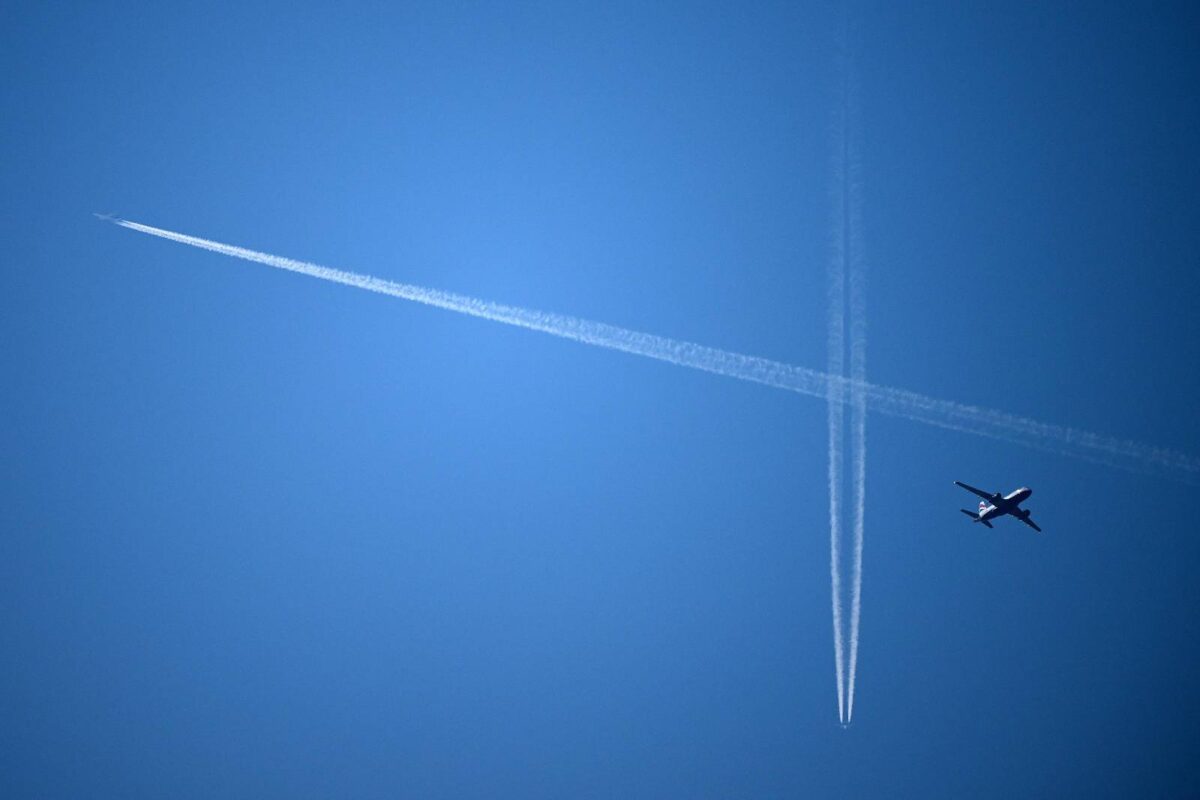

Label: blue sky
[3,1,1200,796]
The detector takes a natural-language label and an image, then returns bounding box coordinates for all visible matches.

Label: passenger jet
[954,481,1042,533]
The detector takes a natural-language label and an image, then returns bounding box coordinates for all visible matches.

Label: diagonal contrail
[99,216,1200,490]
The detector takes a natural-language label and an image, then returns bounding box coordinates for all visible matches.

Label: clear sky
[3,1,1200,797]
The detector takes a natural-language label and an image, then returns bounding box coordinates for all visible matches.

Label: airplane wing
[1018,515,1042,533]
[953,481,995,502]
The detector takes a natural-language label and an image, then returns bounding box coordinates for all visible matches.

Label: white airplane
[954,481,1042,533]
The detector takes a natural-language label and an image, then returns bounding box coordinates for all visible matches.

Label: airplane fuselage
[978,487,1032,522]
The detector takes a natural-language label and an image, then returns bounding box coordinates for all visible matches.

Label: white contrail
[99,216,1200,486]
[845,205,866,722]
[827,27,867,724]
[842,40,867,724]
[826,116,849,724]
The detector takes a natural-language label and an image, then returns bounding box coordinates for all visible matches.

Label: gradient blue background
[4,2,1200,796]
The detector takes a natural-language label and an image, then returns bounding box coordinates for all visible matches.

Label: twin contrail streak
[845,135,867,724]
[826,33,869,724]
[841,34,868,727]
[99,217,1200,486]
[826,148,849,723]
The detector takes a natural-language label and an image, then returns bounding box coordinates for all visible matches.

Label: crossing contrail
[98,216,1200,491]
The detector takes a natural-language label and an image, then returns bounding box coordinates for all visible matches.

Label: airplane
[92,212,119,222]
[954,481,1042,533]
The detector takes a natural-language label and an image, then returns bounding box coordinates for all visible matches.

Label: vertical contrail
[826,9,864,724]
[826,108,849,723]
[843,30,868,724]
[829,4,867,726]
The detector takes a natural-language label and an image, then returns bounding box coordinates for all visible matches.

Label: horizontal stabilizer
[960,509,994,528]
